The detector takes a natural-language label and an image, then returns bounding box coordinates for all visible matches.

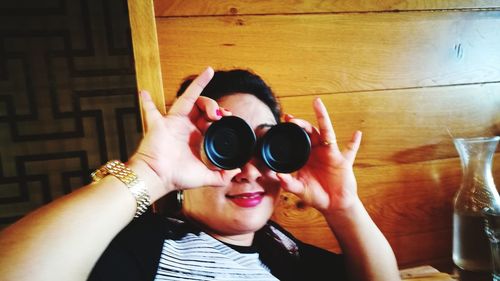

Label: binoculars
[202,116,311,173]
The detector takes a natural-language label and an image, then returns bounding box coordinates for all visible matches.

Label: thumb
[204,168,241,187]
[277,173,305,195]
[139,90,163,130]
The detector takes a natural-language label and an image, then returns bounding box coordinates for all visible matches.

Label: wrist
[323,197,367,230]
[126,155,170,202]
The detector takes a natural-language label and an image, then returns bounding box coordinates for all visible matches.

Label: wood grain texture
[275,152,500,266]
[128,0,166,119]
[154,0,500,16]
[272,84,500,266]
[156,11,500,104]
[129,0,500,268]
[280,84,500,165]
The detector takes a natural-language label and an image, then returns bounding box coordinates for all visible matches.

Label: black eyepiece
[203,116,256,170]
[203,117,311,173]
[259,123,311,173]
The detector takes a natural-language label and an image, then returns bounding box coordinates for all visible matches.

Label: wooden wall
[129,0,500,267]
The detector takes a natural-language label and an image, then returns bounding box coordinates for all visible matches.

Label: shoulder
[87,211,189,281]
[110,211,201,245]
[260,220,348,280]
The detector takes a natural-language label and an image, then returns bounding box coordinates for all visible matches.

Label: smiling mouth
[226,192,264,199]
[226,192,265,208]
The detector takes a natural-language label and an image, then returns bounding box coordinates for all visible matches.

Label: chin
[229,211,272,233]
[229,222,266,235]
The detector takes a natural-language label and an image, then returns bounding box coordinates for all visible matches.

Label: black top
[88,211,347,281]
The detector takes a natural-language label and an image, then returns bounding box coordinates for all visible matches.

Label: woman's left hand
[276,97,362,215]
[277,99,402,281]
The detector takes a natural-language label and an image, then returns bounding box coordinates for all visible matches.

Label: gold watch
[91,160,151,218]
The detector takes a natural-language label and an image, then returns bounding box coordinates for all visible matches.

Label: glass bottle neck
[460,154,494,186]
[454,137,500,213]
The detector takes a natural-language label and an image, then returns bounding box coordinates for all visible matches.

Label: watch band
[91,160,151,218]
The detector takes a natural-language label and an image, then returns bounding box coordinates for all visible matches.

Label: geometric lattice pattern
[0,0,142,228]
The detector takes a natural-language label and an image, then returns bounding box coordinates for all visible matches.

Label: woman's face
[183,93,282,244]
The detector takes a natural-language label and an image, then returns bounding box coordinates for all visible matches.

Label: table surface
[400,258,493,281]
[430,259,492,281]
[449,268,491,281]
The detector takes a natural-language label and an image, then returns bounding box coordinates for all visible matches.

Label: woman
[0,67,401,281]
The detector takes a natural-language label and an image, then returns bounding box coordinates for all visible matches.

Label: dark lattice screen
[0,0,142,228]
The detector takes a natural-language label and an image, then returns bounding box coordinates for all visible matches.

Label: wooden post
[128,0,166,133]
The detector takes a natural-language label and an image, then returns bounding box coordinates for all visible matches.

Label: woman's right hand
[130,67,240,199]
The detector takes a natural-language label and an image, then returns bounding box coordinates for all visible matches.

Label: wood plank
[280,83,500,165]
[133,2,500,266]
[156,11,500,104]
[273,154,500,266]
[128,0,166,120]
[154,0,500,17]
[270,84,500,265]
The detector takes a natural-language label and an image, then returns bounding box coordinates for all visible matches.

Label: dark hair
[176,69,282,123]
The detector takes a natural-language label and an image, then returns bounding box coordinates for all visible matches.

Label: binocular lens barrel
[203,116,256,170]
[203,116,310,173]
[260,122,311,173]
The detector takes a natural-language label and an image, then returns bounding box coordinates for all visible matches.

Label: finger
[276,173,305,195]
[204,168,241,187]
[195,96,222,121]
[283,113,295,122]
[286,117,314,134]
[313,97,339,151]
[194,101,234,134]
[139,90,163,128]
[284,113,328,147]
[169,67,215,116]
[196,117,213,134]
[343,130,362,162]
[220,107,232,116]
[308,127,323,147]
[285,117,323,147]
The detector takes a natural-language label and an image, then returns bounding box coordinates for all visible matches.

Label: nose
[232,159,263,183]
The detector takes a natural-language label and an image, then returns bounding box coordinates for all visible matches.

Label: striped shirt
[88,213,347,281]
[154,232,278,280]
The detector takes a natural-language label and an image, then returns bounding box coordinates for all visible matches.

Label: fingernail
[216,109,222,117]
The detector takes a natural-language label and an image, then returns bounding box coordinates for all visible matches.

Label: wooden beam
[128,0,166,128]
[155,0,500,17]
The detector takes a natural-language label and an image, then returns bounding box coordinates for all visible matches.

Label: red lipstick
[226,192,264,208]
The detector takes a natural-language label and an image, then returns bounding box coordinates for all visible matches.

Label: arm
[0,67,239,281]
[276,98,401,281]
[0,160,161,281]
[324,198,400,281]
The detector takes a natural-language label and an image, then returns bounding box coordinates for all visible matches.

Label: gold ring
[321,139,335,146]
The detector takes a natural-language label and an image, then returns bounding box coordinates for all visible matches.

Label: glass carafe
[452,136,500,272]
